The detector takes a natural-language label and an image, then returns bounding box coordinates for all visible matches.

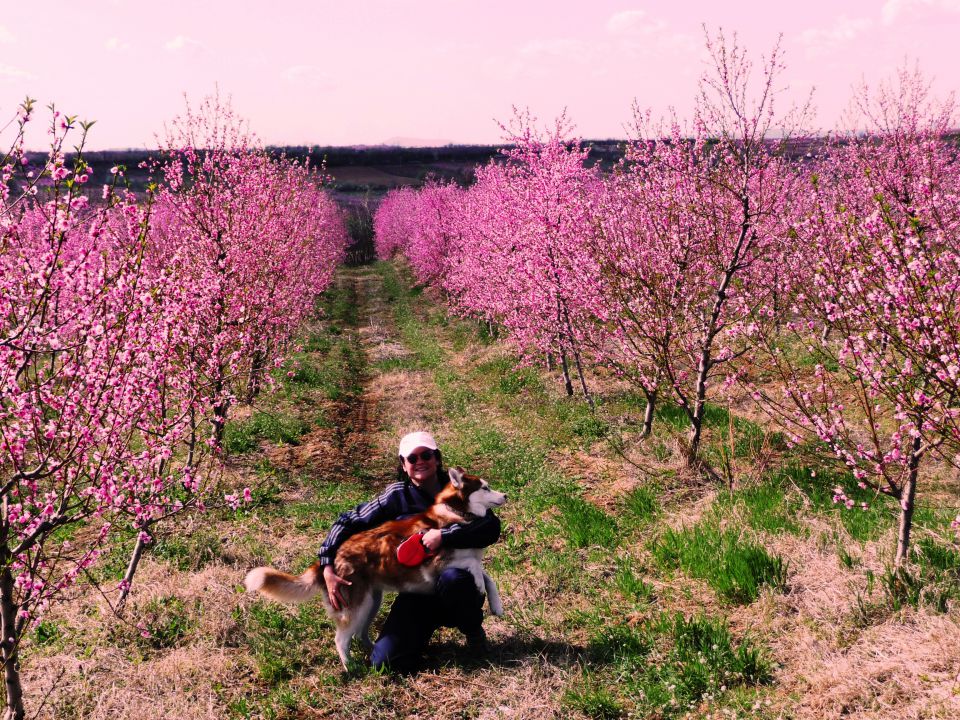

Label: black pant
[370,567,484,671]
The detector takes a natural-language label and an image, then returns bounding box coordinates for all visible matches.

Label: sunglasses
[405,450,436,464]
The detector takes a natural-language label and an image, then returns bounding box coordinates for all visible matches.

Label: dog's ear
[449,467,464,488]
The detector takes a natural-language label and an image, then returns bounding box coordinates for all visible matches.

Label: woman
[317,431,501,671]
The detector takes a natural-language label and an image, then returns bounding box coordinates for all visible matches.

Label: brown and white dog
[244,467,506,668]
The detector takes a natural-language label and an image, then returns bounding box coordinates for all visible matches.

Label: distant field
[325,165,421,187]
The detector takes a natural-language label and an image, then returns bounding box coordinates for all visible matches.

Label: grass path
[19,262,960,720]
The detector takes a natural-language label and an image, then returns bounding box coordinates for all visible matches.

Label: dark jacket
[317,469,501,567]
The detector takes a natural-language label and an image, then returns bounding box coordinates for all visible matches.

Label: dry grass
[16,263,960,720]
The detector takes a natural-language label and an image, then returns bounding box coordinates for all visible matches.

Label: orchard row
[374,41,960,571]
[0,96,347,717]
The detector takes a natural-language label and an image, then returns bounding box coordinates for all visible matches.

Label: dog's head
[437,466,506,518]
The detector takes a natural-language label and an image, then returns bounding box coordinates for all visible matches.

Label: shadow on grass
[372,636,586,677]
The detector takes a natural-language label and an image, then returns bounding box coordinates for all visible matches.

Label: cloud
[0,25,14,44]
[800,16,872,55]
[519,38,591,62]
[605,9,696,54]
[479,10,695,84]
[606,10,665,36]
[164,35,208,54]
[280,65,337,90]
[0,63,33,81]
[882,0,960,24]
[105,37,130,52]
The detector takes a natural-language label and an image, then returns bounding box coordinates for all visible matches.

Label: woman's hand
[323,564,351,611]
[421,528,443,553]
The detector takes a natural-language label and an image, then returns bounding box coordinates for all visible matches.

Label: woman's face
[403,446,438,486]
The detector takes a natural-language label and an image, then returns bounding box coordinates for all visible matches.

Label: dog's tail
[244,561,323,604]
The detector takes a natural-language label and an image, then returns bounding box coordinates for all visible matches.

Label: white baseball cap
[398,431,439,458]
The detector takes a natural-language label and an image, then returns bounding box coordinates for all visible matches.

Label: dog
[244,467,506,668]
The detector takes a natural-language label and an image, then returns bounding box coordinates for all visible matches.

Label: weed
[564,671,625,719]
[915,536,960,572]
[588,623,654,667]
[570,412,609,442]
[130,595,196,650]
[584,613,772,718]
[838,546,860,569]
[31,620,63,648]
[152,529,223,571]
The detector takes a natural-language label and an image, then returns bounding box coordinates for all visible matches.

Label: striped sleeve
[439,509,501,549]
[317,483,405,566]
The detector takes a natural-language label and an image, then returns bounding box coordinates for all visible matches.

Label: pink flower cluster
[0,96,347,644]
[373,40,960,565]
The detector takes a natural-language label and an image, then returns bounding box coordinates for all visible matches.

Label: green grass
[862,537,960,613]
[620,485,660,527]
[713,478,804,536]
[446,426,547,494]
[375,261,444,370]
[564,672,626,719]
[475,356,546,396]
[652,523,788,604]
[553,494,618,549]
[371,355,419,372]
[31,620,64,649]
[238,601,334,683]
[613,555,655,603]
[578,613,773,718]
[781,464,892,541]
[286,480,370,531]
[224,411,309,453]
[434,367,479,415]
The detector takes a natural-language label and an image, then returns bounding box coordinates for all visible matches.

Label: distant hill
[381,137,455,147]
[33,134,896,202]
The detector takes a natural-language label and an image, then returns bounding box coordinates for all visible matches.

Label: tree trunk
[546,352,554,372]
[687,348,711,467]
[245,348,267,405]
[117,529,150,611]
[0,551,24,720]
[570,343,594,409]
[683,197,751,469]
[558,349,574,397]
[212,375,229,446]
[687,414,704,467]
[894,435,923,567]
[642,389,657,438]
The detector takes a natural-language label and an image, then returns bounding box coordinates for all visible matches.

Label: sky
[1,0,959,150]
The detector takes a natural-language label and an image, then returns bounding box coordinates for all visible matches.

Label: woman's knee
[436,567,482,600]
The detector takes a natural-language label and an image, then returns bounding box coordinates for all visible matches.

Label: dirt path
[21,262,960,720]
